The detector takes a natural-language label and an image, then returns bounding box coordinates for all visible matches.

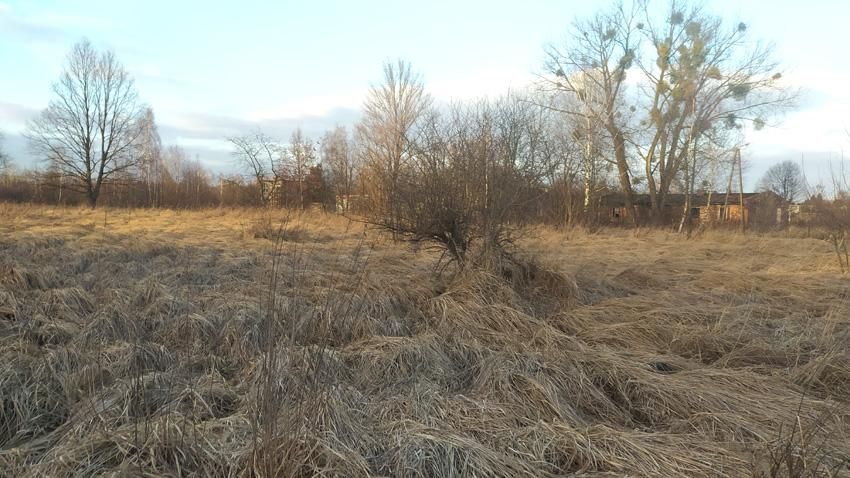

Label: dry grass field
[0,204,848,477]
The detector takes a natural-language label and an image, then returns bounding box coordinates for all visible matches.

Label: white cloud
[429,68,535,101]
[784,69,850,99]
[747,69,850,154]
[175,137,232,152]
[130,63,185,88]
[246,91,365,121]
[0,102,40,133]
[246,68,538,122]
[751,111,850,155]
[164,112,247,138]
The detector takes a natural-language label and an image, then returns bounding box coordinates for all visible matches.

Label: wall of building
[602,192,786,228]
[698,204,747,225]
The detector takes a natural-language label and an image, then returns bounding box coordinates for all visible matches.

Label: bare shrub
[362,93,551,270]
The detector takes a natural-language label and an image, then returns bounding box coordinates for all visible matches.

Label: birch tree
[137,107,163,207]
[0,131,9,175]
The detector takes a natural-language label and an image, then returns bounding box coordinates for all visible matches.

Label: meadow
[0,204,848,477]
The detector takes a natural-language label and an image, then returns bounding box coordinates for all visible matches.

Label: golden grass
[0,203,848,477]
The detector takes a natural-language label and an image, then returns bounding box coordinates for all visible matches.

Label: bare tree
[228,131,283,206]
[162,145,188,186]
[159,145,209,207]
[179,156,210,208]
[759,160,803,203]
[287,128,316,209]
[533,102,588,225]
[26,39,144,208]
[321,125,358,212]
[543,1,792,226]
[542,2,640,223]
[0,131,9,175]
[357,60,431,234]
[633,1,791,223]
[137,107,163,207]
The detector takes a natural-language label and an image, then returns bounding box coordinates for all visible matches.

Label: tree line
[0,0,832,243]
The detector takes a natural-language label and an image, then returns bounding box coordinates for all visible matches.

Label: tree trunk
[678,162,691,234]
[646,158,659,223]
[677,136,698,234]
[87,176,102,209]
[610,126,635,226]
[582,115,594,215]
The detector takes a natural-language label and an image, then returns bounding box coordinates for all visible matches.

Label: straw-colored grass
[0,203,848,477]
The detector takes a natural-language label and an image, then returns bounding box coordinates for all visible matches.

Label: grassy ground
[0,204,848,477]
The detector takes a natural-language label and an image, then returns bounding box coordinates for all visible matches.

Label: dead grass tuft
[0,205,848,476]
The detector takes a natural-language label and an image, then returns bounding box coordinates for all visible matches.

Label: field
[0,204,848,477]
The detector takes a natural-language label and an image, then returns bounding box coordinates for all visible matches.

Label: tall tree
[759,160,802,203]
[161,144,187,204]
[321,125,357,211]
[357,60,431,233]
[534,102,588,225]
[543,2,640,223]
[0,131,9,175]
[287,128,315,209]
[543,0,792,225]
[634,1,790,221]
[137,107,163,207]
[26,39,144,208]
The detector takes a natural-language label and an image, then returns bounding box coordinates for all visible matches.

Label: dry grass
[0,203,848,477]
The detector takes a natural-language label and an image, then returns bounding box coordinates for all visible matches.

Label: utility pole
[723,152,735,222]
[737,147,745,233]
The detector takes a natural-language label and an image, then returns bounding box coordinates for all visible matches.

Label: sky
[2,0,850,188]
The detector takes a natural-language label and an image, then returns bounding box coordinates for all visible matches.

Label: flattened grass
[0,204,847,477]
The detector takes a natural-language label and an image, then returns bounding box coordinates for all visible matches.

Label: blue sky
[2,0,850,188]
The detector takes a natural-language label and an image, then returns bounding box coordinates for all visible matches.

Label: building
[334,194,369,214]
[260,166,328,208]
[600,191,788,227]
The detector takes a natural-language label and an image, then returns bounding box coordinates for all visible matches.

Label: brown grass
[0,203,848,477]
